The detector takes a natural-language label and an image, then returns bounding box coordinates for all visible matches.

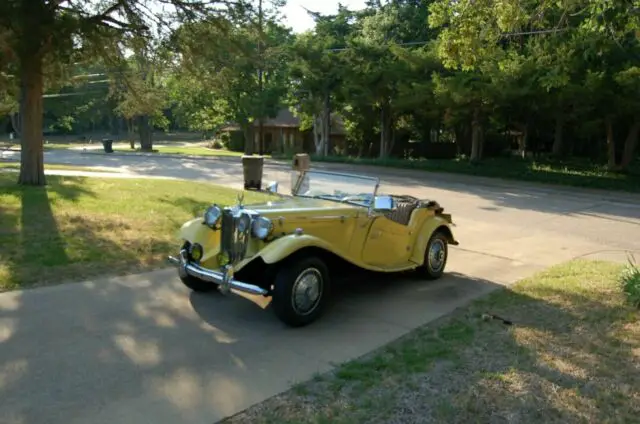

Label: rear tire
[180,275,217,293]
[416,231,449,280]
[271,255,331,327]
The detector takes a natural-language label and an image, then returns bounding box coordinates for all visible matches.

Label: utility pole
[257,0,264,155]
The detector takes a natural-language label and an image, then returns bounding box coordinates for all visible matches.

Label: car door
[361,214,413,268]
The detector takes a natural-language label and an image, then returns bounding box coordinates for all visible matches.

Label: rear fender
[409,216,458,264]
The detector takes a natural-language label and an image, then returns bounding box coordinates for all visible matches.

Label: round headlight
[189,243,203,262]
[251,216,273,240]
[204,205,222,227]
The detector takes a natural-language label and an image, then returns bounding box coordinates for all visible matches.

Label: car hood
[240,196,363,216]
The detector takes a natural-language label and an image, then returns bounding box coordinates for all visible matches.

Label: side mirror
[373,195,394,211]
[266,181,279,193]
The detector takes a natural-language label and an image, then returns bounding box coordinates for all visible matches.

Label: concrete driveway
[1,150,639,424]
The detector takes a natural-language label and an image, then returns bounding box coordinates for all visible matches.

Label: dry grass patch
[220,260,640,424]
[0,174,271,291]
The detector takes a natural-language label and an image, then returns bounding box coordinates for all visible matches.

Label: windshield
[292,170,379,207]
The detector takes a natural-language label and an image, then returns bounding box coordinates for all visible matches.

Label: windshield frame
[292,169,381,211]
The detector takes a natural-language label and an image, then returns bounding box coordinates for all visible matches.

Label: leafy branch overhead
[0,0,252,185]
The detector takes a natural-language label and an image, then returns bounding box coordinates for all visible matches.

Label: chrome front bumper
[167,250,268,296]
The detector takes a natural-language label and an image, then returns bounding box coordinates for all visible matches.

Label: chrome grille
[220,208,252,263]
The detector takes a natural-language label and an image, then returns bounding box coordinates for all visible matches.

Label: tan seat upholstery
[384,200,419,226]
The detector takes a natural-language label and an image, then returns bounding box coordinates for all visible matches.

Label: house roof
[221,108,346,135]
[258,108,299,128]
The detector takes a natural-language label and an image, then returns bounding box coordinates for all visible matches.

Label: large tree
[0,0,246,185]
[174,4,291,155]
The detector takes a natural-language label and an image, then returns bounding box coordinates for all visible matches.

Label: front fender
[258,234,341,265]
[409,216,458,264]
[177,217,221,263]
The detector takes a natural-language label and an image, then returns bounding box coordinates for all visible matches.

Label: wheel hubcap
[428,239,446,272]
[291,268,323,316]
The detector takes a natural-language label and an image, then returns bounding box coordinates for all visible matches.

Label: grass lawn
[272,154,640,193]
[0,174,271,291]
[0,162,119,172]
[221,260,640,424]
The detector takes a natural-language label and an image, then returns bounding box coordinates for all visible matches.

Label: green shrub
[209,139,224,149]
[227,131,245,152]
[621,254,640,308]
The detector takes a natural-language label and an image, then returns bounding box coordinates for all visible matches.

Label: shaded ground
[0,174,270,291]
[220,260,640,424]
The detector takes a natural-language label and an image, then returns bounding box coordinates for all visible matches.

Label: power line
[324,28,569,52]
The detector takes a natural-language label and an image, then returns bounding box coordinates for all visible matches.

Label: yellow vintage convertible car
[168,156,458,327]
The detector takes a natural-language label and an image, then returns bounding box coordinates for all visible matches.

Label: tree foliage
[0,0,250,185]
[2,0,640,184]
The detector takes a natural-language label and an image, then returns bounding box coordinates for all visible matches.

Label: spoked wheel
[417,231,449,280]
[271,256,331,327]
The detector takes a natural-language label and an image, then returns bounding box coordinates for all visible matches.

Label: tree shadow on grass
[0,175,176,290]
[0,176,95,289]
[159,196,213,217]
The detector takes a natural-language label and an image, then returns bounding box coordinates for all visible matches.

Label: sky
[281,0,368,33]
[142,0,368,35]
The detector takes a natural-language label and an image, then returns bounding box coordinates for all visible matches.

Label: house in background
[221,108,347,154]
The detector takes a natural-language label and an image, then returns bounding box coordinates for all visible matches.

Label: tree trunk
[470,107,482,163]
[18,54,46,186]
[479,126,485,159]
[519,124,528,159]
[389,125,396,156]
[323,91,330,157]
[454,125,465,156]
[312,113,323,155]
[605,116,617,170]
[552,108,564,157]
[137,115,153,151]
[243,124,254,155]
[258,118,264,155]
[10,113,21,138]
[379,101,392,159]
[620,120,640,171]
[456,122,472,156]
[379,106,385,158]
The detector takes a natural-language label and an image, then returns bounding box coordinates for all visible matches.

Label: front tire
[417,231,449,280]
[271,256,330,327]
[180,275,217,293]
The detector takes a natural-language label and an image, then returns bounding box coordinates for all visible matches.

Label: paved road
[1,149,639,424]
